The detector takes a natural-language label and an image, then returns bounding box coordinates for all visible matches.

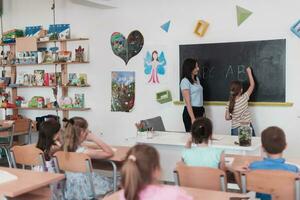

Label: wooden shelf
[4,107,91,111]
[9,85,90,88]
[0,38,89,46]
[37,38,89,44]
[14,61,89,66]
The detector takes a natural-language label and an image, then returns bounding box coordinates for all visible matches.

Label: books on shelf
[34,70,45,86]
[74,94,84,108]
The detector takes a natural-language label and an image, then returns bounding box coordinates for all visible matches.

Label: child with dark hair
[36,119,61,171]
[249,126,299,200]
[182,117,225,169]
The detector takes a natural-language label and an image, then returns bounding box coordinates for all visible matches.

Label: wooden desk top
[0,167,64,198]
[103,186,249,200]
[82,142,130,162]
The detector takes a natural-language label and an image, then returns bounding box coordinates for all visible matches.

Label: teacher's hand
[191,117,196,124]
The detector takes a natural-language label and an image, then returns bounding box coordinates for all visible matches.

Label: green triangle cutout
[236,5,252,26]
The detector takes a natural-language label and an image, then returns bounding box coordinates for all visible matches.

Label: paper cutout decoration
[161,20,171,32]
[111,71,135,112]
[144,50,166,84]
[291,20,300,38]
[194,20,209,37]
[156,90,172,104]
[111,30,144,65]
[236,6,252,26]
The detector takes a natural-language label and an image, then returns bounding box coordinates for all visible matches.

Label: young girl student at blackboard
[225,67,255,136]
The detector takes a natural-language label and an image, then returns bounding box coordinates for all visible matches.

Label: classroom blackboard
[179,39,286,102]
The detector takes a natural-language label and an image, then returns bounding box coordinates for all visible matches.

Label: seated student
[182,117,225,169]
[35,119,63,200]
[249,126,299,200]
[62,117,115,199]
[35,119,62,172]
[120,144,192,200]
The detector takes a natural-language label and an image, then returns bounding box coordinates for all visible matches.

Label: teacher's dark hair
[191,117,213,144]
[181,58,198,84]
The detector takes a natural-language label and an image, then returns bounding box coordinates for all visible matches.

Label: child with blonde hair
[62,117,115,199]
[120,144,192,200]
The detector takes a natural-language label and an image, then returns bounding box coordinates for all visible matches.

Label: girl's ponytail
[62,117,88,152]
[122,156,143,200]
[121,145,160,200]
[228,81,243,114]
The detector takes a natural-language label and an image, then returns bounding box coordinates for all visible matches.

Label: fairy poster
[144,50,167,84]
[111,71,135,112]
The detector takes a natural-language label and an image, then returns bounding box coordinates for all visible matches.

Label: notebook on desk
[0,170,18,185]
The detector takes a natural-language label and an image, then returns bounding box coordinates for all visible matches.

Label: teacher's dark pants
[183,106,205,132]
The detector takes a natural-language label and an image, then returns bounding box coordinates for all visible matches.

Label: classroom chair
[0,124,15,168]
[13,118,33,144]
[10,144,46,169]
[141,116,166,131]
[53,151,102,199]
[174,162,227,191]
[241,170,300,200]
[9,144,51,200]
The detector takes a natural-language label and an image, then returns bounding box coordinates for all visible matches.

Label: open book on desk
[0,169,18,184]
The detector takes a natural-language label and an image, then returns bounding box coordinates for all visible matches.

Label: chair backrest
[241,170,300,200]
[10,144,45,167]
[53,151,95,197]
[14,118,32,134]
[141,116,165,131]
[53,151,93,173]
[175,162,227,191]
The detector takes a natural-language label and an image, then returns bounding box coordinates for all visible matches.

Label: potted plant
[238,124,252,146]
[15,96,24,107]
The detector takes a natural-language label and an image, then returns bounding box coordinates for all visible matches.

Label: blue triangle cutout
[161,20,171,32]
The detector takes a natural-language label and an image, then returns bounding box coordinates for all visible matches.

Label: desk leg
[108,160,117,192]
[3,146,11,168]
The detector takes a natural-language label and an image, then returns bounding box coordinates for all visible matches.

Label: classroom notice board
[179,39,286,104]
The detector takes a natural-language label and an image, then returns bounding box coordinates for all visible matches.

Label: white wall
[3,0,300,158]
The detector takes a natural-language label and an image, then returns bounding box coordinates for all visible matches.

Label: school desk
[82,142,130,192]
[0,166,64,198]
[132,131,261,181]
[102,186,250,200]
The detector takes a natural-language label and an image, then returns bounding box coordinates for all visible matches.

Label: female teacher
[180,58,205,132]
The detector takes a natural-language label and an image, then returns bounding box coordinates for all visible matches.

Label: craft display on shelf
[236,5,252,26]
[156,90,172,104]
[2,29,24,43]
[48,24,70,40]
[75,45,85,62]
[34,70,45,86]
[291,19,300,38]
[111,30,144,65]
[144,50,166,84]
[111,71,135,112]
[194,20,209,37]
[74,94,84,108]
[161,20,171,33]
[67,73,88,86]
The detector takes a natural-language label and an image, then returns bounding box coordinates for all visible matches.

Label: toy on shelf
[75,45,84,62]
[2,29,24,43]
[58,51,71,62]
[59,96,73,108]
[28,96,44,108]
[15,96,24,107]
